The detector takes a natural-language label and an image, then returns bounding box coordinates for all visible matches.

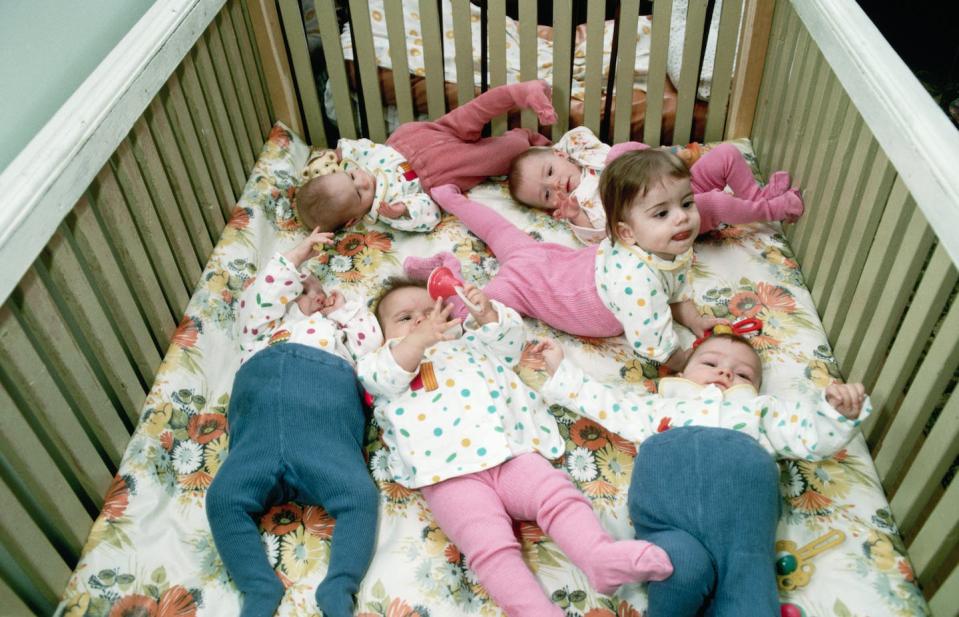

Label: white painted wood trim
[790,0,959,266]
[0,0,226,305]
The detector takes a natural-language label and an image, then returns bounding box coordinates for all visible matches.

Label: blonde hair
[599,149,690,242]
[507,147,553,205]
[294,174,353,232]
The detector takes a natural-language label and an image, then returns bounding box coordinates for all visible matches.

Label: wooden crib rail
[753,1,959,611]
[277,0,756,149]
[0,0,277,612]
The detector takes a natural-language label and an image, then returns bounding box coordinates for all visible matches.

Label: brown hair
[507,147,553,206]
[686,332,763,386]
[599,149,690,242]
[294,174,353,232]
[372,277,428,327]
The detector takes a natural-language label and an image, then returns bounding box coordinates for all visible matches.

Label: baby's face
[682,337,762,390]
[615,175,699,259]
[513,151,581,208]
[378,286,436,340]
[326,169,376,220]
[296,275,331,315]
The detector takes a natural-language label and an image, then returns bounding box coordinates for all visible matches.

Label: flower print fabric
[594,239,694,363]
[237,252,382,364]
[542,367,871,461]
[357,301,565,488]
[338,138,441,233]
[553,126,610,245]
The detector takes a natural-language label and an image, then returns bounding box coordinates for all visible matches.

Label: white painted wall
[0,0,156,173]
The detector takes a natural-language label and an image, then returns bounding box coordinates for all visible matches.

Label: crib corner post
[725,0,776,140]
[245,0,304,135]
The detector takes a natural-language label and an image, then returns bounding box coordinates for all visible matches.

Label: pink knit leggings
[420,453,672,616]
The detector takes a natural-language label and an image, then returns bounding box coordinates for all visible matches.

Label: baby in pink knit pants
[358,279,672,616]
[295,80,556,233]
[508,125,803,244]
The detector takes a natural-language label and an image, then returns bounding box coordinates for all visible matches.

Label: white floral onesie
[338,138,441,233]
[554,126,610,245]
[237,252,382,365]
[594,239,694,363]
[543,367,872,461]
[357,301,565,488]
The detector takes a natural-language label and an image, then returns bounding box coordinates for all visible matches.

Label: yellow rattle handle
[712,324,734,335]
[796,529,845,561]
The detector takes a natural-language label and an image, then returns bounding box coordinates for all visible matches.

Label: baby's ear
[615,221,635,245]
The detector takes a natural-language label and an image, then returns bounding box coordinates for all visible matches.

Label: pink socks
[585,539,674,594]
[509,80,557,125]
[403,252,462,280]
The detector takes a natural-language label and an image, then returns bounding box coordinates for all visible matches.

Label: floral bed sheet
[57,124,929,617]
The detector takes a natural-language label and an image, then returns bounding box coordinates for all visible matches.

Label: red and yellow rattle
[693,317,763,348]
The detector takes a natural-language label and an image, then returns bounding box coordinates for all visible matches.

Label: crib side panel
[0,0,275,608]
[752,0,959,603]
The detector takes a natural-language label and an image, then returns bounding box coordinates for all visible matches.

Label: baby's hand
[286,227,334,266]
[319,290,345,316]
[825,383,867,419]
[551,194,581,221]
[462,283,497,325]
[378,201,408,219]
[694,315,730,338]
[527,339,564,375]
[408,298,462,348]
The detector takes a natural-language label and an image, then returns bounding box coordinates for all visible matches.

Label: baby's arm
[460,286,526,365]
[377,193,441,233]
[324,298,384,361]
[759,384,872,461]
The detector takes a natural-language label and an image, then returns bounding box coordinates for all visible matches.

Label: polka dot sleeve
[237,253,305,355]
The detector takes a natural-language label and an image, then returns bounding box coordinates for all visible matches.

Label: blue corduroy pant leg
[629,427,781,617]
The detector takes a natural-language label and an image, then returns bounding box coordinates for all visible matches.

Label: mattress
[56,124,929,617]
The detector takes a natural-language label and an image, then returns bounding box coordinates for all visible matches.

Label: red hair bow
[692,317,763,348]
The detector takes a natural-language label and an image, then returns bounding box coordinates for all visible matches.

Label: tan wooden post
[725,0,775,139]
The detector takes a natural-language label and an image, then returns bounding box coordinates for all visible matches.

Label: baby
[295,80,556,233]
[206,228,383,617]
[508,125,803,244]
[406,148,723,369]
[357,279,672,617]
[534,333,870,617]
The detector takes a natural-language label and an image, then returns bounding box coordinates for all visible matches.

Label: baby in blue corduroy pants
[206,228,383,617]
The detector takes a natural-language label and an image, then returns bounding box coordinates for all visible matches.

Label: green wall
[0,0,157,173]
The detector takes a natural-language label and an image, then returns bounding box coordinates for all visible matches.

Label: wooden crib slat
[111,141,192,317]
[230,0,272,139]
[781,47,827,179]
[129,117,207,280]
[793,70,842,189]
[451,0,475,107]
[165,70,236,219]
[488,0,508,136]
[724,0,774,140]
[550,0,573,138]
[790,106,862,260]
[15,267,130,466]
[0,307,111,508]
[316,0,357,140]
[703,0,743,143]
[747,0,788,149]
[189,42,248,195]
[144,97,219,257]
[642,0,671,146]
[829,177,915,353]
[215,8,263,156]
[865,246,957,441]
[890,389,958,534]
[347,0,387,141]
[754,6,799,169]
[873,300,959,490]
[582,0,606,135]
[0,576,35,617]
[0,476,70,614]
[518,0,538,131]
[0,383,92,559]
[44,229,145,423]
[612,0,641,145]
[418,0,446,120]
[384,0,415,125]
[202,26,257,171]
[65,196,162,384]
[812,141,888,305]
[277,0,327,147]
[764,28,812,172]
[672,0,708,145]
[907,474,958,586]
[928,562,959,617]
[89,168,176,351]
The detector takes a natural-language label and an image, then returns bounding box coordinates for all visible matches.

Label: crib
[1,0,956,615]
